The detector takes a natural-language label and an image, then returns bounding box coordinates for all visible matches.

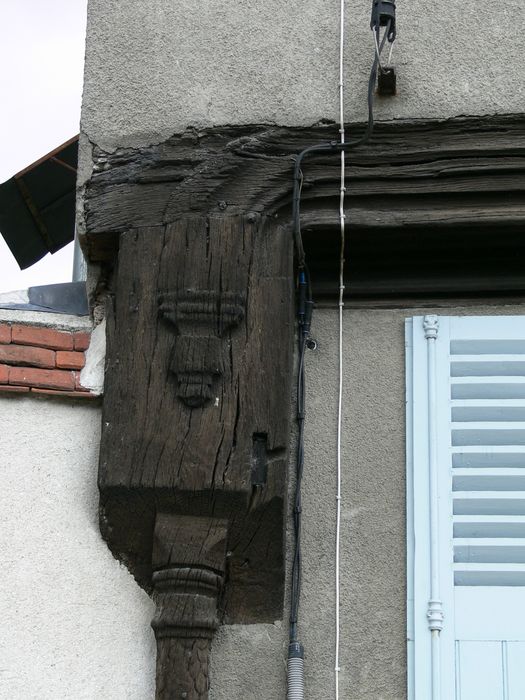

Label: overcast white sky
[0,1,88,294]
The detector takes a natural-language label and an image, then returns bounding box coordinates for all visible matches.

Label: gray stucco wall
[209,301,525,700]
[5,302,525,697]
[0,394,156,699]
[81,0,524,150]
[0,310,155,699]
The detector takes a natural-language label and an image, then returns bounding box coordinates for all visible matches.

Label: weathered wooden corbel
[158,289,245,407]
[97,213,294,697]
[152,514,228,698]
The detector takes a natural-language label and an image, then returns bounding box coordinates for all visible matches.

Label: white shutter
[407,315,525,700]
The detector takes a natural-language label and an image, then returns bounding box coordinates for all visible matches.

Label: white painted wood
[454,562,525,585]
[452,401,525,422]
[507,643,525,699]
[452,446,525,468]
[451,357,525,377]
[424,315,444,700]
[454,538,525,562]
[407,315,525,699]
[452,377,525,400]
[405,318,415,700]
[455,641,504,700]
[451,422,525,447]
[451,340,525,355]
[407,316,455,699]
[456,588,525,639]
[453,492,525,515]
[454,515,525,538]
[453,469,525,492]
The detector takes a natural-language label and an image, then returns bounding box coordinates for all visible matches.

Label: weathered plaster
[0,396,155,699]
[5,298,525,695]
[80,317,106,394]
[81,0,524,151]
[0,307,91,332]
[210,301,525,700]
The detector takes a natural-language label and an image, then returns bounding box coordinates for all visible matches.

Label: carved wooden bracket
[152,513,227,698]
[97,213,294,698]
[158,289,245,407]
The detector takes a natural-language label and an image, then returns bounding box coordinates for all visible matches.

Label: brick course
[0,364,9,384]
[11,324,74,350]
[73,332,91,351]
[56,351,85,370]
[0,322,96,399]
[0,345,55,369]
[0,325,11,344]
[9,367,76,391]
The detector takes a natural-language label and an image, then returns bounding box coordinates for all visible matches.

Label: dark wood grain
[90,114,525,696]
[151,514,227,699]
[83,114,525,262]
[98,213,294,622]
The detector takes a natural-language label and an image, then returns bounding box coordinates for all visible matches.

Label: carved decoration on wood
[97,212,294,699]
[85,114,525,698]
[158,289,245,407]
[152,513,227,699]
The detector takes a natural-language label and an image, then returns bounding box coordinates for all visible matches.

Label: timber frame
[84,113,525,698]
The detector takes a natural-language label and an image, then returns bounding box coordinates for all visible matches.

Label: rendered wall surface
[0,310,155,700]
[5,302,524,697]
[209,302,525,700]
[81,0,523,150]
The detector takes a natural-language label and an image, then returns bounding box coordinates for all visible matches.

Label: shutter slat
[453,492,525,516]
[451,356,525,377]
[454,563,525,586]
[452,422,525,446]
[454,515,525,538]
[451,340,525,355]
[452,402,525,422]
[454,539,525,563]
[452,377,525,400]
[452,446,525,468]
[453,468,525,491]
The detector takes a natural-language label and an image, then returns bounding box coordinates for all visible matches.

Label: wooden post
[97,213,294,697]
[152,514,227,698]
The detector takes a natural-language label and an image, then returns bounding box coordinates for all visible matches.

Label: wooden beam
[98,213,294,697]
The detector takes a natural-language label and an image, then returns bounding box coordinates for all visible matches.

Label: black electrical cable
[288,22,392,647]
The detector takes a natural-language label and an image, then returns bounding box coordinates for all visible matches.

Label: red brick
[11,324,73,351]
[0,345,55,368]
[31,388,97,399]
[0,364,8,383]
[0,385,30,394]
[0,324,11,344]
[56,350,85,370]
[9,367,75,391]
[73,331,91,351]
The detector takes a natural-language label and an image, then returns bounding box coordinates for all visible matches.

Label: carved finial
[427,599,444,632]
[423,315,439,340]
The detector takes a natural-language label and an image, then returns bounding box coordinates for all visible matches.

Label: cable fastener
[370,0,396,41]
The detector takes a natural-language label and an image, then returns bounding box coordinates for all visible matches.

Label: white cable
[335,0,346,696]
[387,38,395,66]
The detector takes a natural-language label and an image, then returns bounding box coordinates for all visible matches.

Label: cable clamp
[370,0,396,42]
